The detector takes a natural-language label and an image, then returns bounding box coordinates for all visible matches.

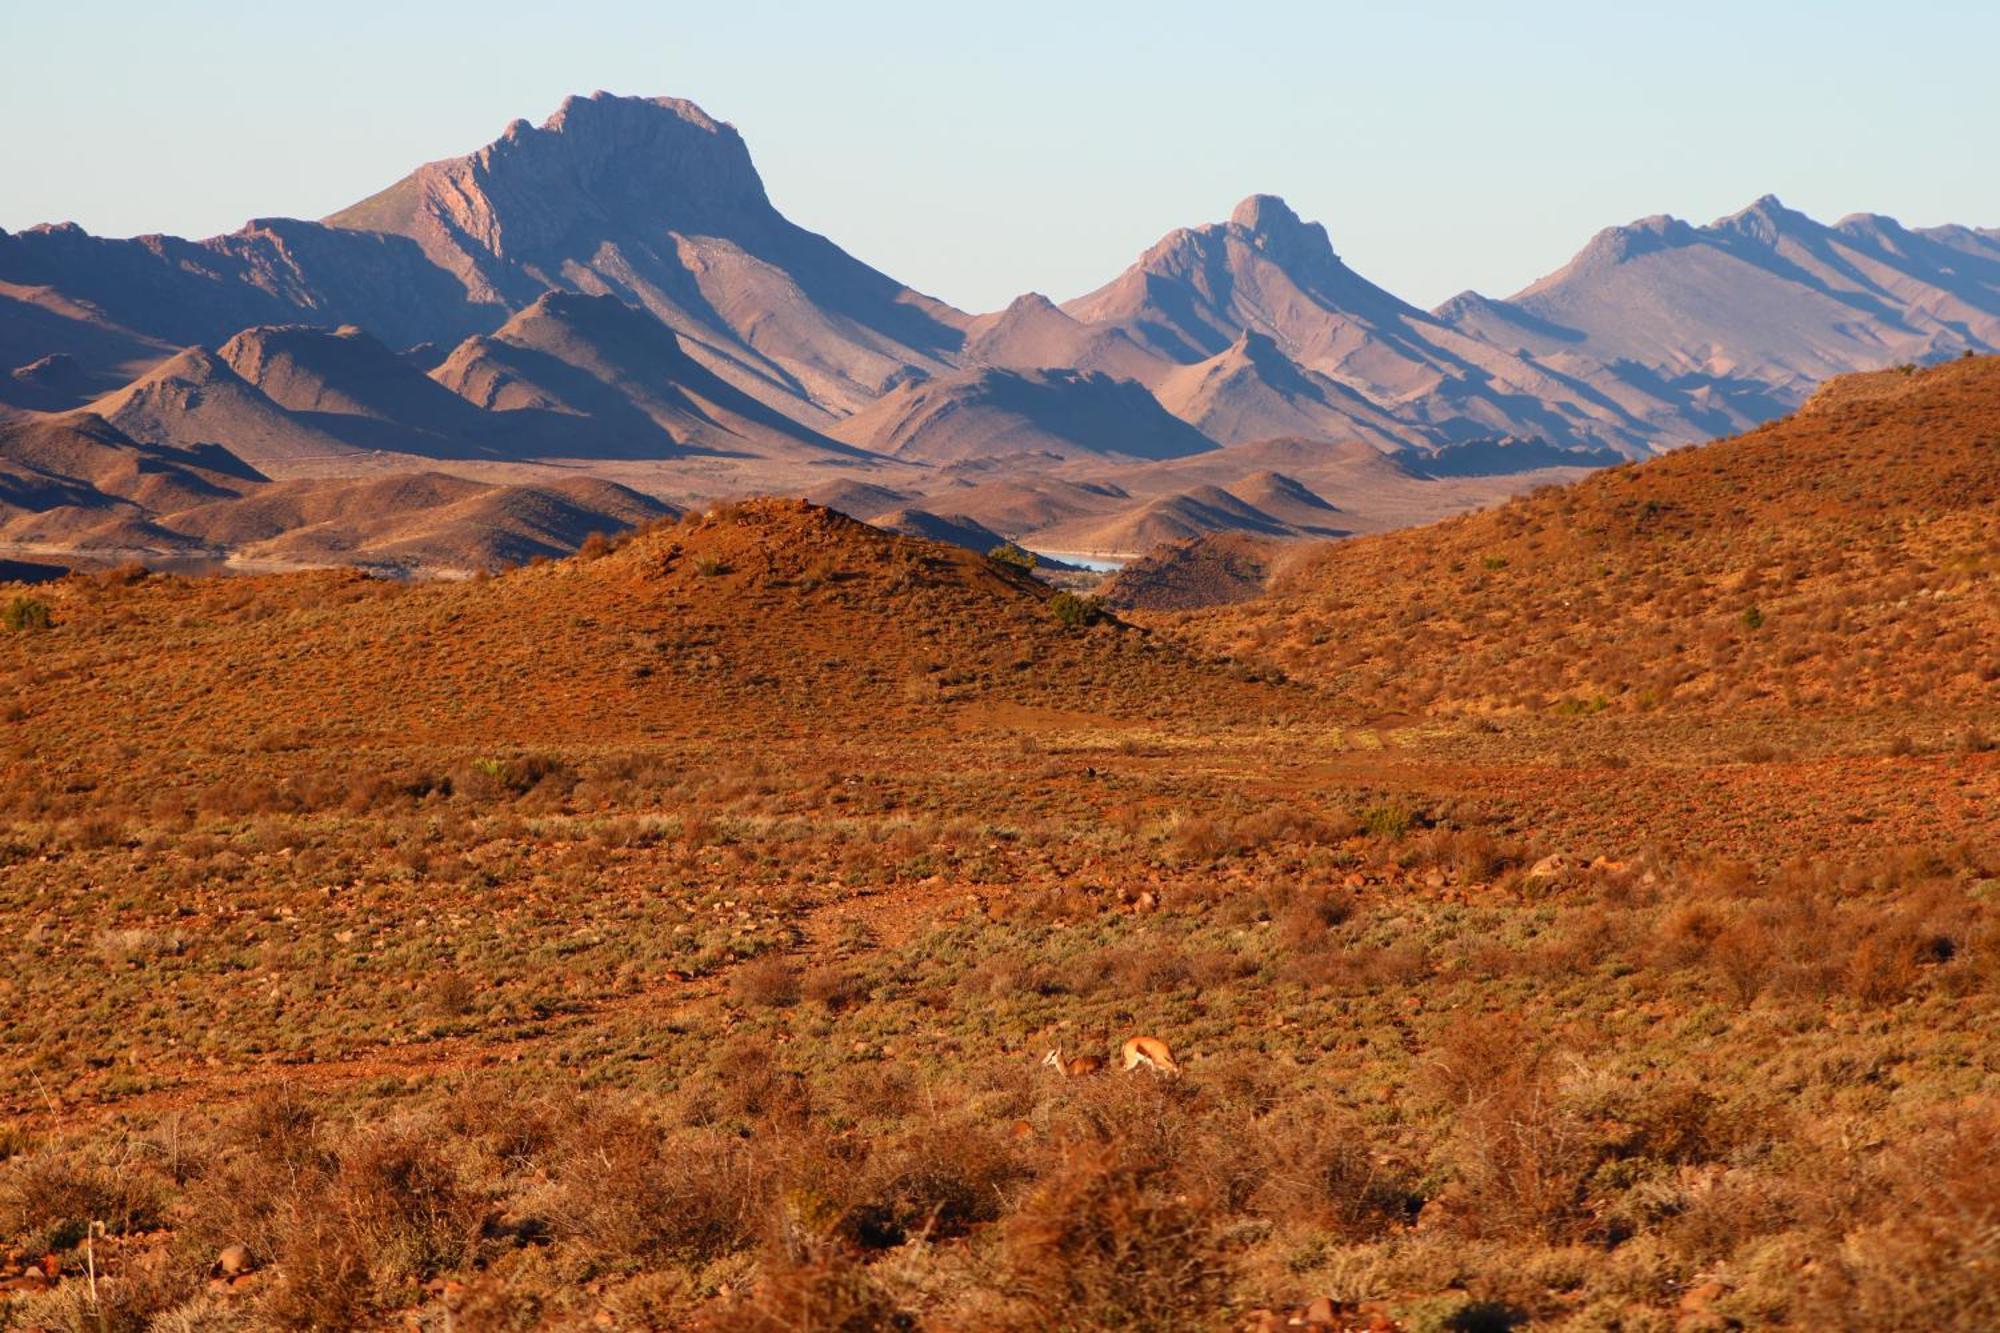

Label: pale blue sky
[3,1,1994,312]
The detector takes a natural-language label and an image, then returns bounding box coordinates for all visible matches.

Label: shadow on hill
[447,338,712,459]
[974,369,1219,461]
[1409,437,1625,478]
[466,291,873,461]
[0,557,73,584]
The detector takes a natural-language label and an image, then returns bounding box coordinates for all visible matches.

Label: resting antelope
[1041,1044,1106,1077]
[1121,1035,1181,1078]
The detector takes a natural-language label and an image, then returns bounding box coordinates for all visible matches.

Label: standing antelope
[1041,1044,1106,1077]
[1121,1035,1181,1078]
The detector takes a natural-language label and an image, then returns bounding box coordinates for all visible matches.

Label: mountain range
[3,91,1995,570]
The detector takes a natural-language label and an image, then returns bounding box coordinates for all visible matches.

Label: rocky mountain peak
[1712,194,1807,246]
[1431,290,1499,322]
[1229,193,1303,233]
[1565,214,1700,272]
[1228,193,1341,270]
[474,93,769,227]
[327,93,774,264]
[1002,292,1062,315]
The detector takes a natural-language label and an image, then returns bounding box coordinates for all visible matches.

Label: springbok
[1041,1044,1106,1077]
[1121,1035,1181,1078]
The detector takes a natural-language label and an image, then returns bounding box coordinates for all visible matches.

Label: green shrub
[2,596,52,632]
[1361,801,1413,841]
[989,544,1038,571]
[1741,605,1764,631]
[1049,591,1107,628]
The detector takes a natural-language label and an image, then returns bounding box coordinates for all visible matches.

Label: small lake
[1029,551,1129,572]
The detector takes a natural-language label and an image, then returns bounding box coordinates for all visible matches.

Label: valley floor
[1,688,1993,1329]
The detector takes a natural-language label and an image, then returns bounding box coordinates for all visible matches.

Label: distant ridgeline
[3,93,1996,571]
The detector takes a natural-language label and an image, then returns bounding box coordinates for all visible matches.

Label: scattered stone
[217,1243,252,1277]
[1526,853,1574,882]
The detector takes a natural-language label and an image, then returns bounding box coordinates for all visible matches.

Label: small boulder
[216,1243,252,1277]
[1526,853,1573,883]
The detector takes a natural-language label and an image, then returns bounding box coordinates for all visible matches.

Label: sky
[3,1,1995,313]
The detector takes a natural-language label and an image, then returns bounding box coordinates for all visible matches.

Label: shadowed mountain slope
[215,324,508,459]
[0,285,177,413]
[0,410,671,571]
[802,479,917,518]
[1024,484,1294,555]
[165,472,674,572]
[88,346,365,465]
[863,507,1017,556]
[220,325,485,432]
[0,412,261,548]
[1151,329,1418,450]
[830,367,1219,463]
[0,413,259,511]
[910,476,1134,536]
[431,291,852,459]
[962,292,1169,384]
[0,219,495,395]
[1224,470,1345,531]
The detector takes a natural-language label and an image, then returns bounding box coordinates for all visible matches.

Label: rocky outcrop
[326,92,969,418]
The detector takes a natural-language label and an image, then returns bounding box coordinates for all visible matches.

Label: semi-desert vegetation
[5,18,2000,1324]
[0,356,1994,1329]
